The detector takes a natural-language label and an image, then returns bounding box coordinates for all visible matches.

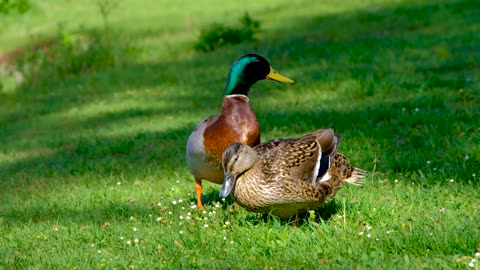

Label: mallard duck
[186,54,294,210]
[219,129,365,219]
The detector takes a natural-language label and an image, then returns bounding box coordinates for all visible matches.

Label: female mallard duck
[186,54,294,210]
[219,129,365,219]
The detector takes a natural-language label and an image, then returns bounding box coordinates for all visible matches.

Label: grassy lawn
[1,0,479,269]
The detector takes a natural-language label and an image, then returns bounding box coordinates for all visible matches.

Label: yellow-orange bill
[266,67,294,83]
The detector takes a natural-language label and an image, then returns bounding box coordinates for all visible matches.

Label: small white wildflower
[186,216,191,220]
[475,252,480,257]
[468,262,474,268]
[126,240,132,245]
[204,224,209,228]
[430,233,433,236]
[402,107,406,111]
[178,199,183,203]
[134,238,139,244]
[98,250,102,254]
[157,202,161,206]
[91,244,95,247]
[168,211,172,215]
[204,217,208,220]
[415,108,419,112]
[179,216,184,220]
[465,155,469,160]
[433,167,437,171]
[426,160,431,164]
[221,198,226,202]
[187,212,191,216]
[149,214,152,217]
[394,179,399,183]
[181,207,185,210]
[439,208,445,213]
[156,217,161,221]
[120,236,124,240]
[366,225,372,231]
[133,227,137,232]
[367,234,371,238]
[179,230,184,234]
[202,211,207,215]
[225,221,230,225]
[171,188,175,191]
[386,230,393,234]
[117,182,121,185]
[172,200,177,205]
[449,179,454,182]
[190,205,197,209]
[176,180,180,183]
[130,216,134,221]
[359,232,364,235]
[230,240,234,244]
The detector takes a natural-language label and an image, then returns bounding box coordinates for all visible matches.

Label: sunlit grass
[1,0,479,269]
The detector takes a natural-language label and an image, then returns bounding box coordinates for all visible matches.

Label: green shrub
[15,28,137,85]
[194,12,261,52]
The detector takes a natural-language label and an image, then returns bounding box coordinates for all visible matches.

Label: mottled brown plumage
[220,129,365,218]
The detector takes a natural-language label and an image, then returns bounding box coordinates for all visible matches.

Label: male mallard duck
[219,129,365,219]
[186,54,294,210]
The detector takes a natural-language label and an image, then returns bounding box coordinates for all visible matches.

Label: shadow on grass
[1,0,479,209]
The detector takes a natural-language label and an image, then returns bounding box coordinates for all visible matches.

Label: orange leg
[195,178,205,210]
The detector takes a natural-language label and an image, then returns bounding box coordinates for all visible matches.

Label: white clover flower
[426,160,431,164]
[187,212,191,216]
[367,234,371,238]
[190,205,197,209]
[98,250,102,254]
[180,230,184,234]
[157,202,162,206]
[172,200,177,205]
[475,252,480,257]
[117,182,121,185]
[179,216,184,220]
[178,199,183,203]
[223,236,227,240]
[225,221,230,225]
[204,224,209,228]
[359,232,364,235]
[120,236,124,240]
[366,225,372,231]
[168,211,172,215]
[126,240,132,245]
[468,262,474,268]
[133,227,137,232]
[134,238,139,244]
[415,108,419,112]
[176,180,180,183]
[230,240,234,244]
[202,211,207,215]
[91,244,95,247]
[156,217,161,221]
[439,208,445,213]
[449,179,454,183]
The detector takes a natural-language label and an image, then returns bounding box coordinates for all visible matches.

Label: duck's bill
[219,174,236,198]
[266,67,294,84]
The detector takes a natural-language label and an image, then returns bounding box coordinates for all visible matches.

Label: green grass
[1,0,479,269]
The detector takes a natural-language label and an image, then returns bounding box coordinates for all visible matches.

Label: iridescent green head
[224,54,294,96]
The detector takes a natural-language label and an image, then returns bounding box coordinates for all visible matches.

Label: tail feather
[345,167,366,186]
